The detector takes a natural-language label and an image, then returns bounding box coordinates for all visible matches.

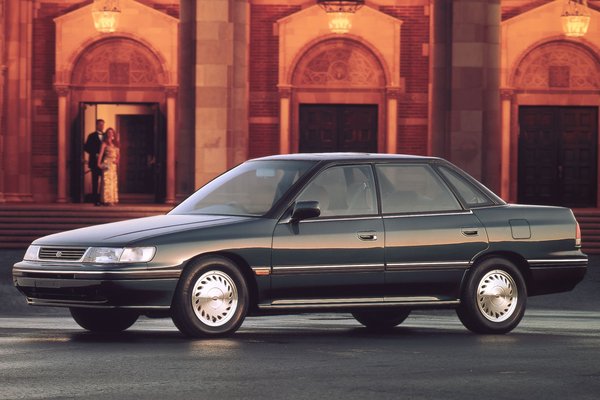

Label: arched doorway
[510,40,600,207]
[69,37,170,203]
[53,0,178,204]
[288,38,389,154]
[290,39,387,153]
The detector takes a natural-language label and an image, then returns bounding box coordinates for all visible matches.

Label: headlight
[23,245,40,261]
[83,247,124,263]
[82,247,156,263]
[120,247,156,263]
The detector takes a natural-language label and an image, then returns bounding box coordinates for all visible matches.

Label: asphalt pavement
[1,250,599,399]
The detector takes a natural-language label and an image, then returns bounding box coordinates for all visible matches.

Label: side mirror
[291,201,321,223]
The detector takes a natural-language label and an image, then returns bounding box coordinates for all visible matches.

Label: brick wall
[248,4,300,158]
[380,5,430,155]
[247,4,431,157]
[31,2,70,200]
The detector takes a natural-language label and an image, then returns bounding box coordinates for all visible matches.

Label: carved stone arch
[291,38,387,88]
[71,37,166,87]
[511,40,600,89]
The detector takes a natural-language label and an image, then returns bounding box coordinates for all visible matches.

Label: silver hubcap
[191,270,238,327]
[477,269,518,323]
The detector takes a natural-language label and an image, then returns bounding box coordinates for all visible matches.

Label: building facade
[1,0,599,208]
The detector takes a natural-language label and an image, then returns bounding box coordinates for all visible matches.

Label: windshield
[170,160,315,217]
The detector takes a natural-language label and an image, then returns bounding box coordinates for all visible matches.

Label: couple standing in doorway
[84,119,120,206]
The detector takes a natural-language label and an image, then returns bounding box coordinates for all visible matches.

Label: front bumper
[12,261,181,309]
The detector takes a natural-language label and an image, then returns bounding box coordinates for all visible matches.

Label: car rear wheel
[171,256,249,338]
[70,308,139,333]
[352,309,411,330]
[457,257,526,334]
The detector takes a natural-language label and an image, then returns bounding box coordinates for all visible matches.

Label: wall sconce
[561,0,591,37]
[317,0,364,34]
[92,0,121,33]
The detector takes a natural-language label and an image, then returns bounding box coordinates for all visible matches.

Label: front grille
[39,247,87,261]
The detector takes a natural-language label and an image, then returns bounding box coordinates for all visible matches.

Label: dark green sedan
[13,154,587,337]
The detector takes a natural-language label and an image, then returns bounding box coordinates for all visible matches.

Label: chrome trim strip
[383,210,473,219]
[272,298,383,305]
[272,264,384,275]
[260,300,460,310]
[299,216,381,223]
[27,297,106,305]
[527,259,588,265]
[384,296,444,302]
[386,261,470,271]
[26,298,170,310]
[14,268,181,277]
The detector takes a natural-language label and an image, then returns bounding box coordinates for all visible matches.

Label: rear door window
[376,164,462,214]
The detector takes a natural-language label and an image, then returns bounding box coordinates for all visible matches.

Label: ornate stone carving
[293,40,385,87]
[72,38,164,86]
[513,42,600,89]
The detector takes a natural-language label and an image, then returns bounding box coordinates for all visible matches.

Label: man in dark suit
[84,119,105,205]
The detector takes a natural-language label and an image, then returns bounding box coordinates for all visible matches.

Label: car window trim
[382,210,474,219]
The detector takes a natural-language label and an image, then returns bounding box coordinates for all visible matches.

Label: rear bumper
[527,258,587,296]
[12,262,180,309]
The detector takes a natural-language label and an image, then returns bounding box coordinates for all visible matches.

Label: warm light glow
[561,0,591,37]
[328,12,353,34]
[92,0,121,33]
[317,0,364,34]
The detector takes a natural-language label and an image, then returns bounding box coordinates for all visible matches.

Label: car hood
[33,214,254,247]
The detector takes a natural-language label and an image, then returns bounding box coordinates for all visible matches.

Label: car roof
[253,153,442,162]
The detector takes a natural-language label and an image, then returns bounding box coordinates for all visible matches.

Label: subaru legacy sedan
[13,154,587,337]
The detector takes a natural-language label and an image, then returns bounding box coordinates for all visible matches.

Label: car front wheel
[70,308,139,333]
[456,257,526,334]
[352,309,411,330]
[171,256,249,338]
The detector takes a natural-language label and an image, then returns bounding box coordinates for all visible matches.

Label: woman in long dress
[97,127,120,205]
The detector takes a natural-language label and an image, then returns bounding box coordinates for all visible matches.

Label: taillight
[576,221,582,248]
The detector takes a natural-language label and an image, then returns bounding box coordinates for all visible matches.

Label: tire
[171,256,249,338]
[352,309,411,330]
[70,308,139,333]
[456,257,527,334]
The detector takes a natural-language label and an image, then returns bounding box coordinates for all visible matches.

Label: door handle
[357,231,378,241]
[461,228,479,236]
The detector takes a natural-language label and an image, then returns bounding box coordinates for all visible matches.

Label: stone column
[55,86,69,203]
[278,86,291,154]
[500,89,513,201]
[3,0,33,202]
[165,87,177,204]
[176,0,196,198]
[0,0,6,203]
[195,0,249,187]
[386,88,400,154]
[429,0,452,158]
[448,0,501,191]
